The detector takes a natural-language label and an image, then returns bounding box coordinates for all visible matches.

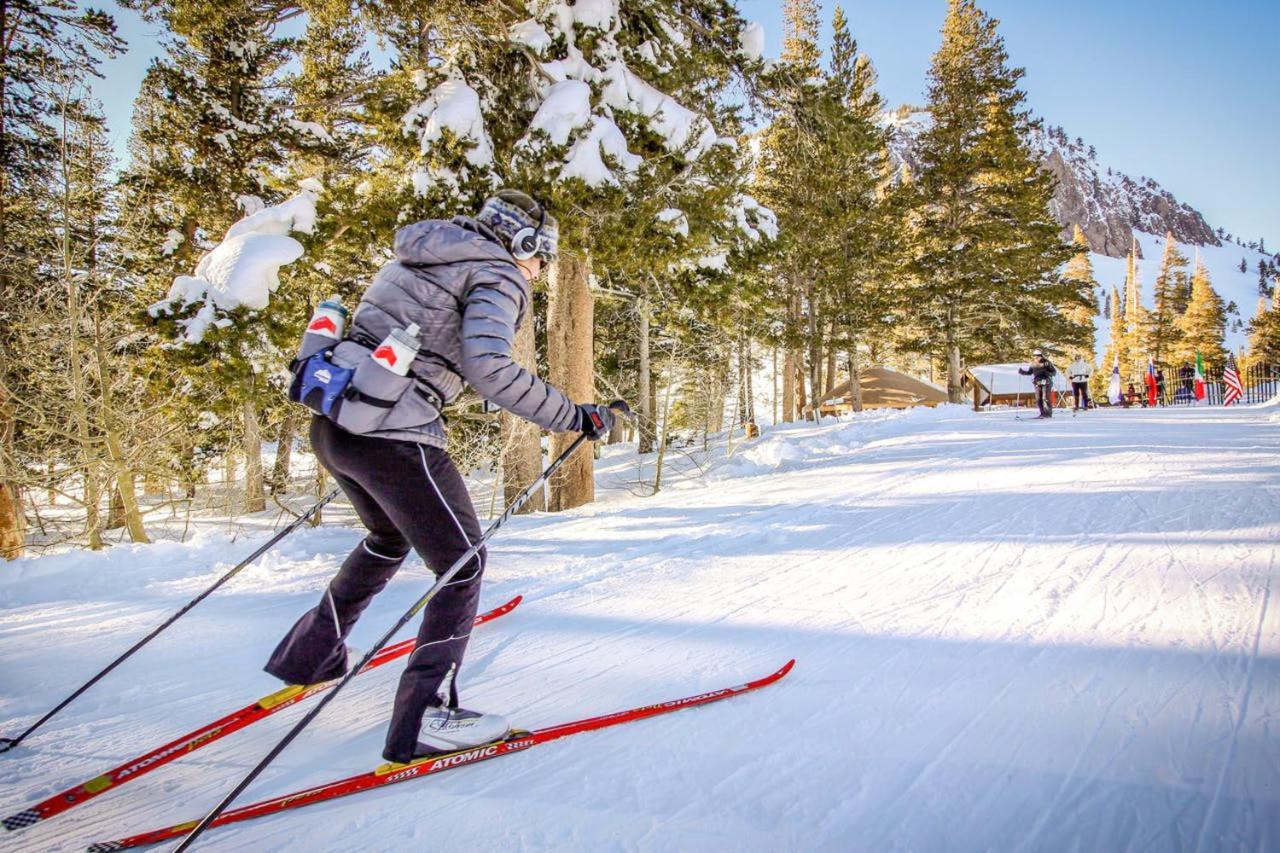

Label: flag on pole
[1193,352,1207,404]
[1223,353,1244,406]
[1108,358,1122,405]
[1145,357,1158,407]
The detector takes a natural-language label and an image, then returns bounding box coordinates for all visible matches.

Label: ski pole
[175,402,629,851]
[0,489,341,755]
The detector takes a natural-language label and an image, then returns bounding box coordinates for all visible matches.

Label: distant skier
[1019,350,1057,419]
[1068,356,1092,411]
[269,190,618,764]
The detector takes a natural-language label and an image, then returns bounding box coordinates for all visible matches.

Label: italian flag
[1194,352,1207,404]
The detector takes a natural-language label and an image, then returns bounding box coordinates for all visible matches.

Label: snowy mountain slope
[881,106,1277,357]
[2,404,1279,851]
[1090,230,1276,356]
[883,107,1270,262]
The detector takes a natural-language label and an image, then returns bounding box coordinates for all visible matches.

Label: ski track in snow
[1,403,1279,852]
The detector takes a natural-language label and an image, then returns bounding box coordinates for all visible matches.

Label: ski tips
[0,736,19,755]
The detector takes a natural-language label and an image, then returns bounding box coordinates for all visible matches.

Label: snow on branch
[150,179,322,344]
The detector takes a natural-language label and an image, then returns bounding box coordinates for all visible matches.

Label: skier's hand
[575,403,616,440]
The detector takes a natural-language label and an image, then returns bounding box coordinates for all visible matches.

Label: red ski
[88,660,795,851]
[1,595,522,833]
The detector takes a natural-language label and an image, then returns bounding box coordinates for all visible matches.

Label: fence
[1102,362,1279,408]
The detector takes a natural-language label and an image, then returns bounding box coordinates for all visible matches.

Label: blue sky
[92,0,1278,244]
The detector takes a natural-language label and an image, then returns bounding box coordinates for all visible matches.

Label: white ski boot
[415,706,510,756]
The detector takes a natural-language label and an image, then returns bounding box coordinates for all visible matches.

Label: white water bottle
[298,297,348,360]
[371,323,421,377]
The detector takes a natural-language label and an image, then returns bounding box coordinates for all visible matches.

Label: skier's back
[1019,350,1057,418]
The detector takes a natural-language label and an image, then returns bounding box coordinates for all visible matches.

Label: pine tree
[1096,285,1126,402]
[1147,232,1188,364]
[904,0,1074,401]
[1173,258,1227,367]
[120,0,296,513]
[375,0,763,508]
[1247,279,1280,365]
[1061,225,1097,362]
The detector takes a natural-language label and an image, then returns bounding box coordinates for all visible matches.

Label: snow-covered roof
[969,363,1070,395]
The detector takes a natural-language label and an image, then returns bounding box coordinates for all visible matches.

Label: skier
[267,189,618,764]
[1067,355,1092,411]
[1018,349,1057,418]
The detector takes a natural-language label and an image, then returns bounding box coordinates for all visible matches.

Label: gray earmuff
[510,226,539,260]
[510,205,547,261]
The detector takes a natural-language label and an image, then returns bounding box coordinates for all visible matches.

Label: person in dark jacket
[1018,350,1057,418]
[266,190,617,763]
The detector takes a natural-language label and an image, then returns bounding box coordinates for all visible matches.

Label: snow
[3,405,1279,850]
[149,181,321,343]
[160,229,184,257]
[569,0,616,31]
[559,115,641,187]
[510,19,553,54]
[403,77,495,169]
[655,207,689,237]
[287,119,335,145]
[739,22,765,61]
[526,80,592,146]
[600,61,715,158]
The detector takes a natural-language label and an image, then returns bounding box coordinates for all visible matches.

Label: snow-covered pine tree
[385,0,764,509]
[1147,232,1188,364]
[906,0,1073,401]
[1172,257,1227,367]
[122,0,298,513]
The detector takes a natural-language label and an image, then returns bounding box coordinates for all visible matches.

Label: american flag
[1223,353,1244,406]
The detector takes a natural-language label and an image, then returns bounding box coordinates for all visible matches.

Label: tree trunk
[947,343,964,404]
[771,346,778,426]
[312,461,327,527]
[848,344,864,413]
[102,433,149,543]
[794,352,807,416]
[0,482,22,559]
[501,310,545,514]
[782,348,795,423]
[243,399,265,513]
[106,481,126,531]
[637,279,654,454]
[269,407,299,494]
[824,326,837,395]
[707,364,725,434]
[547,256,594,512]
[807,293,822,422]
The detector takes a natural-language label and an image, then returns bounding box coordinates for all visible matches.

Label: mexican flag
[1194,352,1207,404]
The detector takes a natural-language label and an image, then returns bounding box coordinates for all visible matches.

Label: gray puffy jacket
[328,217,580,448]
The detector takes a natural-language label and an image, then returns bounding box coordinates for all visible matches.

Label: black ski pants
[1071,381,1089,409]
[1035,383,1053,418]
[265,416,486,763]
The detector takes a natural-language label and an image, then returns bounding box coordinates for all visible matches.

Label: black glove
[576,403,615,440]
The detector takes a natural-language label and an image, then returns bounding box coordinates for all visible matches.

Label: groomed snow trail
[2,404,1278,852]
